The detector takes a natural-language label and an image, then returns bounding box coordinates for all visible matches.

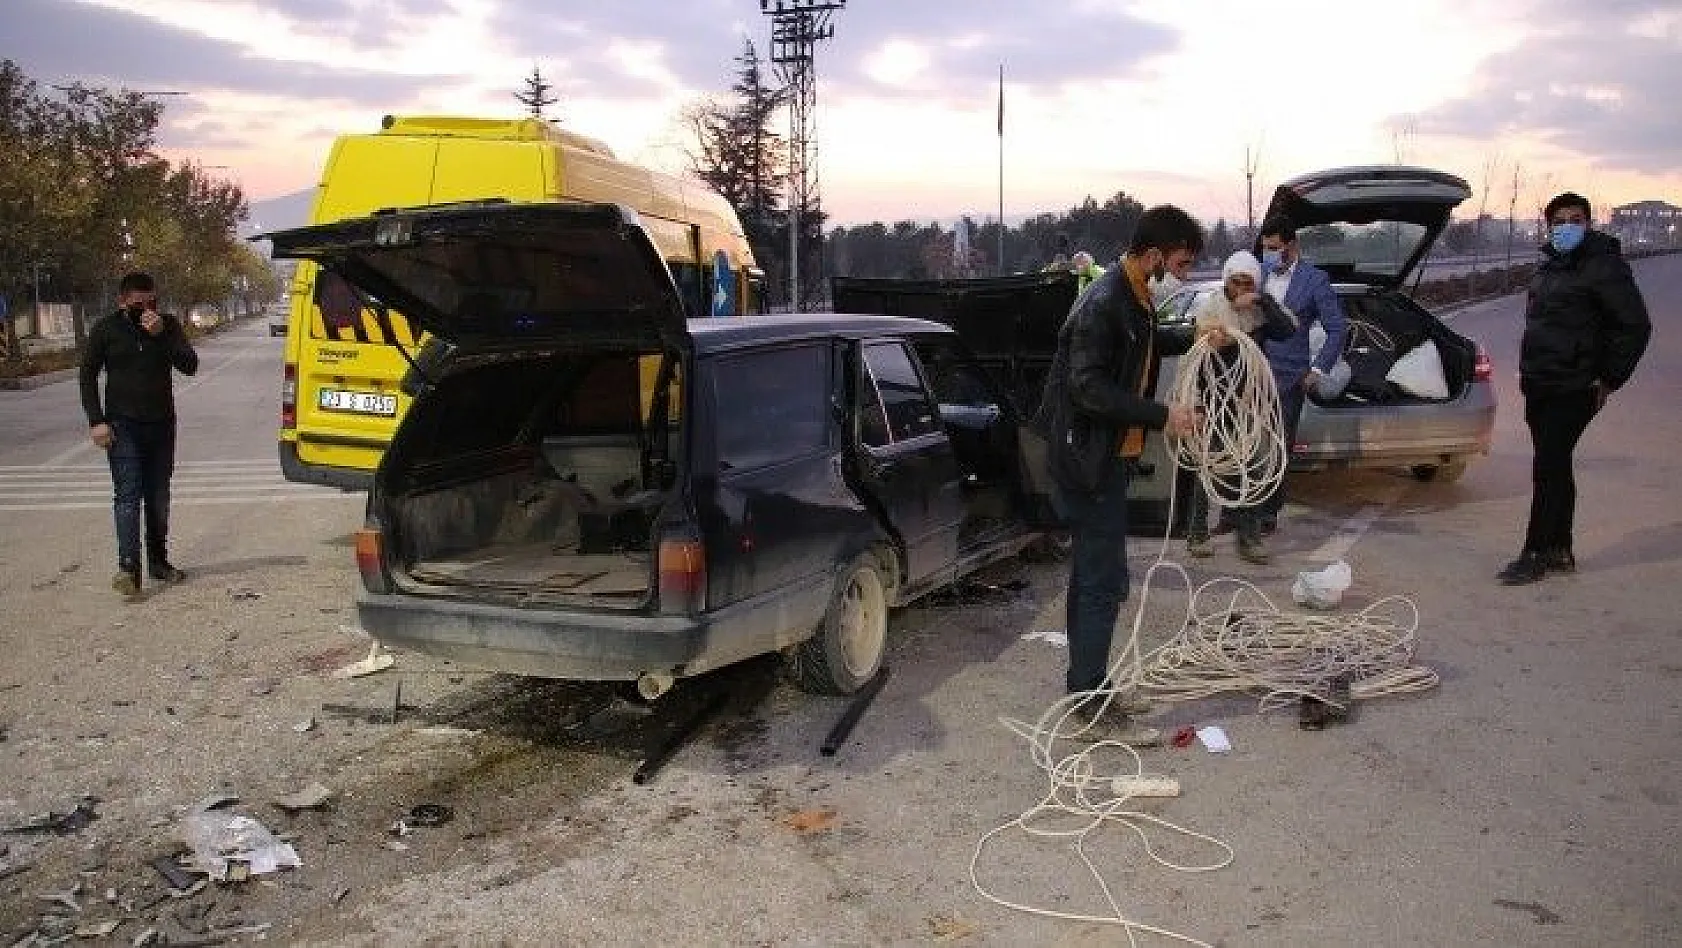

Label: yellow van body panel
[280,115,754,489]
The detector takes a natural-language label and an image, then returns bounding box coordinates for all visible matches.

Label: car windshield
[1295,221,1429,279]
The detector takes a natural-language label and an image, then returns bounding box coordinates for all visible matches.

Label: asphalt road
[0,262,1677,946]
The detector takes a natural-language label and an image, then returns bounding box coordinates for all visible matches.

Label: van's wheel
[1411,460,1468,483]
[791,553,888,696]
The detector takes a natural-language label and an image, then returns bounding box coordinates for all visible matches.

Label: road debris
[72,920,120,938]
[927,913,978,942]
[782,807,838,835]
[1196,726,1233,754]
[394,805,449,829]
[3,797,100,836]
[226,586,262,602]
[180,808,300,882]
[149,855,203,893]
[292,717,316,734]
[38,881,83,914]
[329,643,394,680]
[271,784,334,813]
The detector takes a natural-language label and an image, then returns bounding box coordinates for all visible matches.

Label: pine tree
[514,65,558,120]
[686,40,788,293]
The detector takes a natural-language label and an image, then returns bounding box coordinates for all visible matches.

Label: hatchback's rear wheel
[1411,460,1468,483]
[791,553,888,695]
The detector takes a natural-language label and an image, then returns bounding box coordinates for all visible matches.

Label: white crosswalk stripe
[0,459,358,511]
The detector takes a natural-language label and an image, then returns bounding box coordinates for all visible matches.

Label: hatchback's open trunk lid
[1265,165,1472,289]
[260,201,690,350]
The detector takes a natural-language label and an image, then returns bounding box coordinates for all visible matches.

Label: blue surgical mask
[1261,249,1285,272]
[1549,222,1586,254]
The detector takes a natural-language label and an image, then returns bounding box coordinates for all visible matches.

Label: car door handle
[867,456,899,479]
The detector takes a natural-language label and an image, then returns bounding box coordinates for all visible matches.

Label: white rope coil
[1167,330,1288,509]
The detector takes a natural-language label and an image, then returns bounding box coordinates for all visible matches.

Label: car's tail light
[281,363,298,430]
[1472,345,1493,383]
[657,531,706,615]
[353,526,392,594]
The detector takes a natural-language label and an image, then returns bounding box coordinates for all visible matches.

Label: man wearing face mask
[1215,214,1346,538]
[1034,205,1204,746]
[1498,192,1650,585]
[79,272,199,599]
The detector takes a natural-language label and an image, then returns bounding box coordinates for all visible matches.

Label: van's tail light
[657,532,706,614]
[1472,345,1493,383]
[353,526,392,594]
[281,363,298,430]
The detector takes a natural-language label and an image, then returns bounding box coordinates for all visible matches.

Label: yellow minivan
[278,115,762,490]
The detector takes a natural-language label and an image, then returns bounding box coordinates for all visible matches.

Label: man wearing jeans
[1034,206,1203,746]
[79,272,198,598]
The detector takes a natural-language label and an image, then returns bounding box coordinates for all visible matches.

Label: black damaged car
[264,202,1059,696]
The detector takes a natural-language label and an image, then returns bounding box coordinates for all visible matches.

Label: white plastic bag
[1292,560,1352,610]
[1307,324,1353,399]
[1385,339,1449,400]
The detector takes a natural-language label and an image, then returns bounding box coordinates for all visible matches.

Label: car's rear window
[710,344,831,472]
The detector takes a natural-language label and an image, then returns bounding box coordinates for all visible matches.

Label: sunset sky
[4,0,1679,229]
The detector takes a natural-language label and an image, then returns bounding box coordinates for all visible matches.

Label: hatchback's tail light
[281,363,298,430]
[1472,345,1493,383]
[657,531,706,615]
[353,526,392,594]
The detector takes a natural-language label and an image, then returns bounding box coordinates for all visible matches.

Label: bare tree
[514,65,559,120]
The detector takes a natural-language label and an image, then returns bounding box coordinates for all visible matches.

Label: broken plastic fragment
[271,784,334,813]
[1196,725,1232,754]
[330,643,394,679]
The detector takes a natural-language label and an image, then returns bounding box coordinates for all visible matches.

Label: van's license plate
[318,388,397,416]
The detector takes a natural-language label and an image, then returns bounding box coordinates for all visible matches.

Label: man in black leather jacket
[1498,192,1651,585]
[1033,206,1202,744]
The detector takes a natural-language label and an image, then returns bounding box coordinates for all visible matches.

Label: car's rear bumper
[357,571,834,681]
[1292,383,1497,470]
[279,441,373,492]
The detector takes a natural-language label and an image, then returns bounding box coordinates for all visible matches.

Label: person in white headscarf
[1182,250,1296,562]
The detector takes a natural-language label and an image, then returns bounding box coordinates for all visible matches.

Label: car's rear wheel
[1411,460,1468,483]
[790,553,888,696]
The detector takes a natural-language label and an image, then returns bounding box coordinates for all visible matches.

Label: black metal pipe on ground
[820,666,891,757]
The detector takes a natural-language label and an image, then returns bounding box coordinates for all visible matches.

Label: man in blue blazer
[1232,214,1348,549]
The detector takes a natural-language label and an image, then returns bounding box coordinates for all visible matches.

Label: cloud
[1409,1,1682,173]
[0,0,429,105]
[485,0,1178,100]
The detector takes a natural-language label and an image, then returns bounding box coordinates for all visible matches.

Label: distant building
[1608,200,1682,247]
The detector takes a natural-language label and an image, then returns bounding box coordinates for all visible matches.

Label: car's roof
[685,313,952,353]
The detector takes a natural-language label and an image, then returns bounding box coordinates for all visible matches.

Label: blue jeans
[106,417,176,571]
[1058,460,1133,694]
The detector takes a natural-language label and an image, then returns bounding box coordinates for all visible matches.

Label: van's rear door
[263,202,691,352]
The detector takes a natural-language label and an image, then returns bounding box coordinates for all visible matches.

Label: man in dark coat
[1034,205,1203,745]
[79,272,199,599]
[1498,192,1651,585]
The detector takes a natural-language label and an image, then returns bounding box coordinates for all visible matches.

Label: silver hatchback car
[1156,165,1498,484]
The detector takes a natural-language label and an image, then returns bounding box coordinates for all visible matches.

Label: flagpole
[997,64,1005,275]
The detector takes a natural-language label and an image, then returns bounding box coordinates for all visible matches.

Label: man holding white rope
[1215,214,1347,537]
[1033,206,1204,746]
[1183,251,1297,562]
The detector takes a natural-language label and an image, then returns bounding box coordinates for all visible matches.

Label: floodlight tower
[759,0,844,311]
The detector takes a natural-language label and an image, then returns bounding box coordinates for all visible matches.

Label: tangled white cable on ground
[971,328,1436,945]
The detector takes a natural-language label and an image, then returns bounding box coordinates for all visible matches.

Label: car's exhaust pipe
[636,671,675,701]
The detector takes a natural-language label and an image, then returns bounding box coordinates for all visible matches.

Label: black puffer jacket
[1520,231,1651,395]
[1033,264,1192,495]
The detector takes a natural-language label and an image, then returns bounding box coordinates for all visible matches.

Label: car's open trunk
[380,349,680,607]
[1314,291,1477,406]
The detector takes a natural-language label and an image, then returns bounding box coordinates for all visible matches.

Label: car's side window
[862,342,942,445]
[712,345,831,471]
